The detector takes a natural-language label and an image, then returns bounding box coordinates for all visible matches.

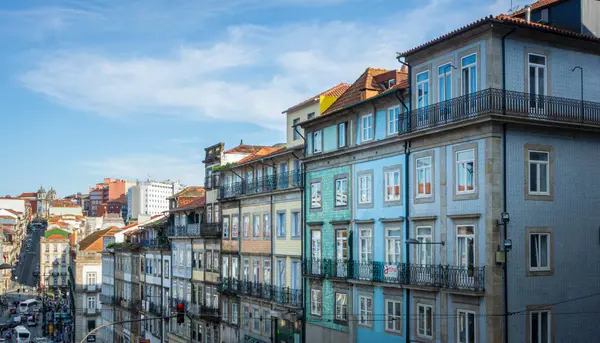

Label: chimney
[525,4,531,23]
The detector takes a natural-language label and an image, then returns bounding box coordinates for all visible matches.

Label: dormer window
[388,79,396,88]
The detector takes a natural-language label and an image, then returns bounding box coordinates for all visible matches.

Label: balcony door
[335,230,348,278]
[416,226,433,284]
[279,162,289,188]
[528,53,547,112]
[256,167,263,193]
[311,230,322,275]
[456,225,475,287]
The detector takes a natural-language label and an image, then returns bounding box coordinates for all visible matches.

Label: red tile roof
[283,83,351,113]
[510,0,565,16]
[235,146,286,165]
[169,197,206,212]
[322,68,390,116]
[223,144,266,155]
[399,15,600,57]
[18,192,36,198]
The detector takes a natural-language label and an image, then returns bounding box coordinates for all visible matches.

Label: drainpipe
[300,127,307,343]
[501,27,516,343]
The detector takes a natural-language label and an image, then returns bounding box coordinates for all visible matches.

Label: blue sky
[0,0,528,196]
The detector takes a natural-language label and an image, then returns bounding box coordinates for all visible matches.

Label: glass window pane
[540,235,548,267]
[530,163,538,192]
[538,68,545,95]
[541,312,548,342]
[529,54,546,65]
[457,150,474,161]
[539,164,547,193]
[417,72,429,82]
[530,67,536,94]
[530,151,548,161]
[462,54,476,66]
[531,235,538,268]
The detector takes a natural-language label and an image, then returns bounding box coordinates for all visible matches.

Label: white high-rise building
[126,180,183,219]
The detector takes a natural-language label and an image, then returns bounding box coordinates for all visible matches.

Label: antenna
[508,0,521,13]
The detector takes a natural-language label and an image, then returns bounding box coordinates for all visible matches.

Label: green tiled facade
[305,165,351,332]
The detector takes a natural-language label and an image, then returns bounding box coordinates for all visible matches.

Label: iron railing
[100,294,118,306]
[167,223,200,237]
[218,171,303,199]
[216,278,302,306]
[401,88,600,134]
[147,301,164,316]
[200,305,220,322]
[140,238,170,249]
[302,259,485,292]
[200,222,222,238]
[273,286,302,307]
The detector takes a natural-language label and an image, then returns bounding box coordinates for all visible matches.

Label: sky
[0,0,530,197]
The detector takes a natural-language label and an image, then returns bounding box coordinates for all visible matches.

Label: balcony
[100,294,118,306]
[141,238,170,249]
[85,284,101,292]
[401,88,600,134]
[217,279,302,307]
[147,301,164,316]
[302,259,485,292]
[217,278,241,295]
[218,171,303,199]
[85,307,101,316]
[273,286,302,307]
[199,305,219,322]
[167,223,200,237]
[200,222,222,238]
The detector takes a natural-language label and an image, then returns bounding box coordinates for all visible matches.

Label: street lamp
[572,66,584,122]
[405,238,445,246]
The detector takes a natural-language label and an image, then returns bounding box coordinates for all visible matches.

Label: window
[528,151,549,195]
[335,292,348,322]
[87,296,96,310]
[417,156,432,198]
[385,227,402,263]
[87,320,96,331]
[291,261,301,290]
[253,307,260,332]
[231,303,238,325]
[313,130,322,153]
[529,233,550,271]
[310,288,321,316]
[165,260,169,278]
[416,226,433,265]
[457,310,476,343]
[243,215,250,238]
[263,214,271,238]
[263,309,271,335]
[461,54,477,95]
[86,272,97,285]
[232,215,239,238]
[457,225,475,271]
[263,259,271,284]
[291,212,300,238]
[338,122,348,148]
[307,112,315,120]
[417,303,433,338]
[530,310,550,343]
[358,173,372,205]
[384,167,401,202]
[311,230,322,275]
[335,230,348,262]
[438,63,453,102]
[385,299,402,333]
[252,215,260,238]
[277,212,286,237]
[456,149,475,193]
[243,258,249,282]
[358,228,372,263]
[528,54,547,101]
[223,216,230,239]
[358,295,373,326]
[243,304,250,329]
[293,118,301,141]
[277,259,286,288]
[417,71,429,109]
[387,106,400,135]
[232,257,239,280]
[310,182,322,209]
[222,298,228,321]
[361,114,373,142]
[222,256,229,279]
[335,177,348,207]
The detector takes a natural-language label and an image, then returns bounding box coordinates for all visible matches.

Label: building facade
[127,180,184,219]
[40,228,72,290]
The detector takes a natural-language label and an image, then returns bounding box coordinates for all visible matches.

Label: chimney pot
[525,4,531,23]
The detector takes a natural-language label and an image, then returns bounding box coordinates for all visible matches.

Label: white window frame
[86,272,97,286]
[385,227,402,264]
[416,156,432,198]
[461,53,477,95]
[387,106,400,135]
[417,303,433,339]
[358,295,373,327]
[358,174,372,204]
[313,130,322,154]
[335,178,348,206]
[291,212,300,238]
[277,212,286,237]
[311,230,322,261]
[456,149,475,194]
[528,53,547,97]
[310,288,321,316]
[335,292,348,322]
[416,226,433,265]
[361,114,373,142]
[530,310,551,343]
[310,182,322,209]
[252,214,260,238]
[416,71,429,109]
[231,303,239,325]
[456,225,475,270]
[438,63,453,102]
[457,309,476,343]
[385,299,402,333]
[338,122,347,148]
[358,228,372,263]
[528,150,550,195]
[529,233,550,271]
[384,168,401,202]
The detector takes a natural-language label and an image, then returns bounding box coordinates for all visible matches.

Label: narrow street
[16,225,43,288]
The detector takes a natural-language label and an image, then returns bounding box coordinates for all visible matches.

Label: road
[1,293,45,339]
[16,226,43,289]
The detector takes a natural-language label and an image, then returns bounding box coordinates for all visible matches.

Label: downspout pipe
[502,27,516,343]
[300,124,307,343]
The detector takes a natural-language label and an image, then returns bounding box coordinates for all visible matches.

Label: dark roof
[510,0,565,16]
[398,15,600,57]
[78,228,111,251]
[283,83,351,113]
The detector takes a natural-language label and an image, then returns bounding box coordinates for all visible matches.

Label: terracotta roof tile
[18,192,36,198]
[235,146,285,164]
[510,0,565,16]
[78,228,110,251]
[169,197,206,212]
[169,186,205,199]
[223,144,266,155]
[283,83,351,113]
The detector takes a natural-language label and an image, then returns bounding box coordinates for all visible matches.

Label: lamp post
[572,66,584,122]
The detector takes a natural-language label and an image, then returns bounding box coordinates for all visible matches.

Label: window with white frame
[242,215,250,238]
[252,306,260,332]
[358,295,373,326]
[335,177,348,206]
[456,149,475,193]
[243,304,250,329]
[222,256,229,279]
[416,226,433,265]
[385,227,402,263]
[461,54,477,95]
[232,215,239,238]
[252,259,260,283]
[358,228,373,263]
[335,292,348,322]
[530,310,550,343]
[358,173,372,204]
[457,225,475,271]
[310,182,322,209]
[277,212,286,237]
[293,118,301,141]
[528,151,549,195]
[223,216,230,239]
[438,63,453,102]
[87,296,96,310]
[338,122,348,148]
[335,230,348,262]
[263,309,271,335]
[417,71,429,109]
[417,303,433,338]
[528,54,547,98]
[263,258,271,284]
[361,114,373,142]
[263,214,271,238]
[313,130,322,153]
[277,259,286,288]
[291,212,300,237]
[457,310,476,343]
[222,298,228,321]
[385,299,402,333]
[310,288,321,316]
[243,258,250,282]
[252,215,260,238]
[529,233,550,271]
[416,156,432,198]
[388,106,400,135]
[86,272,97,285]
[384,168,401,202]
[231,303,238,325]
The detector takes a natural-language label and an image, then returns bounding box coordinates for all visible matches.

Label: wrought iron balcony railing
[302,259,485,292]
[167,223,201,237]
[217,278,301,306]
[401,88,600,134]
[218,171,303,199]
[141,238,170,249]
[200,222,222,238]
[200,305,220,322]
[273,286,302,307]
[100,294,118,306]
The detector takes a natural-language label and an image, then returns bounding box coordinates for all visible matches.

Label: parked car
[8,309,16,315]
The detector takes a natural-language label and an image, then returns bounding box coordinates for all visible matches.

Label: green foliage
[212,162,236,172]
